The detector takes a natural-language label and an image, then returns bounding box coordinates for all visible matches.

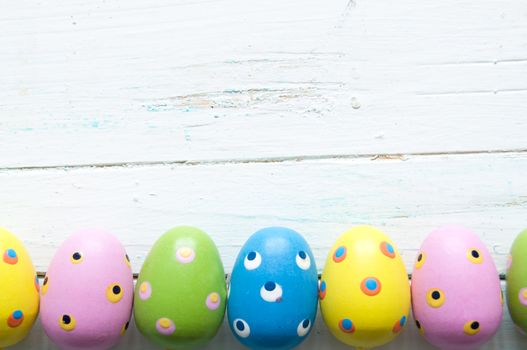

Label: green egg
[506,228,527,334]
[134,226,226,349]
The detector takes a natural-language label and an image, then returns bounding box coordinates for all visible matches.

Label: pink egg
[40,230,133,350]
[411,226,502,350]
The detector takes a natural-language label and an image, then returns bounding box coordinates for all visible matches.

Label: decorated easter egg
[0,228,39,348]
[227,227,318,349]
[134,226,226,349]
[320,225,410,349]
[506,228,527,334]
[40,230,133,350]
[412,226,502,349]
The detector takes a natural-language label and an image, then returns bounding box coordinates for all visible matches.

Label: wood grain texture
[2,0,527,347]
[1,0,527,167]
[1,152,525,273]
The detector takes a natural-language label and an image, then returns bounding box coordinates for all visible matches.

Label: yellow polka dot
[417,321,425,335]
[180,248,192,258]
[70,252,83,264]
[120,322,129,336]
[467,249,483,264]
[140,282,148,293]
[106,283,124,303]
[59,314,76,332]
[42,275,50,295]
[415,252,426,269]
[159,318,171,328]
[426,289,445,308]
[463,320,480,335]
[210,293,219,303]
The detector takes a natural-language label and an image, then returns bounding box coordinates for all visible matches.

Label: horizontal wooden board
[1,0,527,167]
[1,152,525,273]
[11,282,527,349]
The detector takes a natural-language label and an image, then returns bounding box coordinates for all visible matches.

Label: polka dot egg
[227,227,318,349]
[40,230,133,350]
[411,226,502,349]
[320,225,410,349]
[0,228,39,348]
[134,227,226,349]
[506,228,527,334]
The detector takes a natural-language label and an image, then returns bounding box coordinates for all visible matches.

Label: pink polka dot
[156,318,176,335]
[176,247,195,264]
[206,292,221,310]
[139,281,152,300]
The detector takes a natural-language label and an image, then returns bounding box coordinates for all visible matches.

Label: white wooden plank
[11,283,527,349]
[1,0,527,167]
[0,152,525,273]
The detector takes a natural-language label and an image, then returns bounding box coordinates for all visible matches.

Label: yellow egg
[320,225,410,349]
[0,228,39,348]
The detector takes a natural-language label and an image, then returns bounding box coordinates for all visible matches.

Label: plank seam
[1,148,527,172]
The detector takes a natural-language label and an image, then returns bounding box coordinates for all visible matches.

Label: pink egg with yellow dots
[411,226,502,350]
[40,230,134,350]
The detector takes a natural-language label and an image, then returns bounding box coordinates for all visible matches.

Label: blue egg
[227,227,318,349]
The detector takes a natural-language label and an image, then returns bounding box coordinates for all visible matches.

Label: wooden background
[1,0,527,348]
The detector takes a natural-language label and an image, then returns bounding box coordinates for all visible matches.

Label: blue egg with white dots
[228,227,318,349]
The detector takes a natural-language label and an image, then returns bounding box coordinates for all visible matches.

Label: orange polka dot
[360,277,381,296]
[380,242,396,258]
[339,318,355,333]
[392,315,407,333]
[333,246,347,263]
[3,249,18,265]
[7,310,24,328]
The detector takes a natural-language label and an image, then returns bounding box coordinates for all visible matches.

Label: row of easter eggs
[1,225,527,350]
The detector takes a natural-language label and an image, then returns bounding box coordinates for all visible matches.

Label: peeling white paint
[0,0,526,167]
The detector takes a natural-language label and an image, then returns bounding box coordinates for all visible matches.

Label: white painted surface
[1,0,527,167]
[1,0,527,348]
[1,152,526,273]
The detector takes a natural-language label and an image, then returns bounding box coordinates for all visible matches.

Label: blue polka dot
[320,281,326,291]
[342,319,353,330]
[299,251,306,259]
[247,252,256,261]
[302,319,310,328]
[400,316,407,326]
[365,279,377,290]
[265,281,276,291]
[13,310,23,319]
[7,249,17,258]
[236,320,245,331]
[386,243,394,254]
[335,247,345,258]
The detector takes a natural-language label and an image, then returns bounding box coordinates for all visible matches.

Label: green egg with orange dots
[507,228,527,334]
[320,225,410,349]
[134,226,226,349]
[0,228,39,348]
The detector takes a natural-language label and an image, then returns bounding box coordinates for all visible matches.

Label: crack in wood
[1,148,526,172]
